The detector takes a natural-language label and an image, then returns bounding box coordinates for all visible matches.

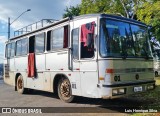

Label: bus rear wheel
[58,78,74,103]
[17,75,27,94]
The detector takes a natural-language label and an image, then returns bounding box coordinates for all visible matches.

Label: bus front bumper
[101,80,155,99]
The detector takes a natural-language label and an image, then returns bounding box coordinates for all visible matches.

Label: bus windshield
[153,49,160,60]
[100,18,152,59]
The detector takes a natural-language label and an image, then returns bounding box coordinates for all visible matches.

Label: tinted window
[35,33,45,53]
[47,31,51,51]
[29,36,35,53]
[72,28,79,59]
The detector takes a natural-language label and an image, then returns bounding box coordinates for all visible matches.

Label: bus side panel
[26,54,45,90]
[80,61,99,98]
[4,59,11,85]
[9,58,15,86]
[46,50,68,71]
[15,56,28,88]
[46,50,81,95]
[4,58,16,86]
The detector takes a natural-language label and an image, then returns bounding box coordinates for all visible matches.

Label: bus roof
[9,13,146,41]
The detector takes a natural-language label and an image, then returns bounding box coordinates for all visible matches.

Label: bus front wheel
[58,78,74,103]
[17,75,27,94]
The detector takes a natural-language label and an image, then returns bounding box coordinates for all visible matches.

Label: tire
[17,75,27,94]
[58,78,74,103]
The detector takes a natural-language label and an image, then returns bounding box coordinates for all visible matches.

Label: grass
[130,78,160,116]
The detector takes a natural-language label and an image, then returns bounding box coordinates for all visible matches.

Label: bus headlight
[112,89,118,95]
[119,88,125,93]
[112,88,126,96]
[147,85,154,90]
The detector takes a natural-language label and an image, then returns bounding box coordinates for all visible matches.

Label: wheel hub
[60,80,70,98]
[18,79,23,89]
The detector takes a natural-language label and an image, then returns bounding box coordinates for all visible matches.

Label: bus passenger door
[70,27,81,96]
[79,21,99,98]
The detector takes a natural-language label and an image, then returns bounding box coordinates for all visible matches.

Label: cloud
[0,0,81,31]
[0,36,7,44]
[0,36,6,61]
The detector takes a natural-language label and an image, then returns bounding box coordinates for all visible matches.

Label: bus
[153,49,160,77]
[4,14,155,103]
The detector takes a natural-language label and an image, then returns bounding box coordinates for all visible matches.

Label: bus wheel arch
[53,74,74,103]
[15,73,27,94]
[53,74,68,93]
[15,73,21,91]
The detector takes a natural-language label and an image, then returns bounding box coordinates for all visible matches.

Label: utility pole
[8,9,31,40]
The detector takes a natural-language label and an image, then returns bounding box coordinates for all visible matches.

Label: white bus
[153,49,160,77]
[4,14,155,103]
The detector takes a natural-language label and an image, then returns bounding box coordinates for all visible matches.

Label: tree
[137,1,160,40]
[63,5,81,18]
[63,0,159,40]
[80,0,147,19]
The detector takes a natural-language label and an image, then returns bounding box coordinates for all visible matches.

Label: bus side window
[10,43,15,57]
[51,25,69,50]
[80,22,95,58]
[64,25,68,48]
[35,33,45,53]
[21,39,28,55]
[5,44,11,58]
[47,31,51,51]
[72,28,79,59]
[16,40,21,56]
[29,36,35,53]
[16,38,28,56]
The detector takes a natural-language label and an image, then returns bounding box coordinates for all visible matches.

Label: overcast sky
[0,0,81,63]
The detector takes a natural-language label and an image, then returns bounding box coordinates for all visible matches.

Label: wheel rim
[18,78,23,89]
[60,79,71,99]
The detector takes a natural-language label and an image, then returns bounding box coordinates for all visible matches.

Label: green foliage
[137,1,160,40]
[80,0,126,17]
[62,0,160,41]
[80,0,148,19]
[63,5,80,18]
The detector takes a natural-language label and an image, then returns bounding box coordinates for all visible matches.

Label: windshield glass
[100,19,152,59]
[153,49,160,60]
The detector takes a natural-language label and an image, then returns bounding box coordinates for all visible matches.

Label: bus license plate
[134,86,142,92]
